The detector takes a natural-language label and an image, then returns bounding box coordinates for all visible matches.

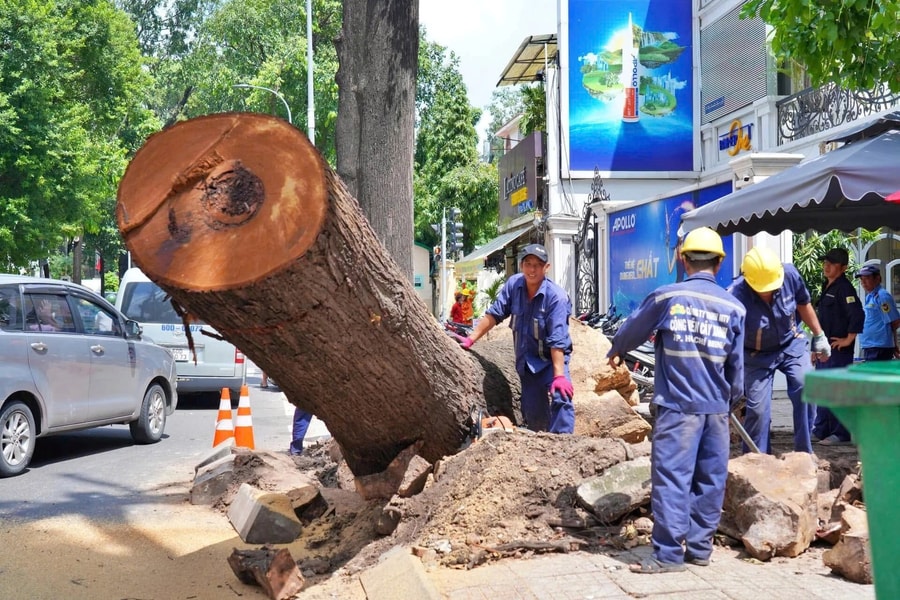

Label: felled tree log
[116,113,485,476]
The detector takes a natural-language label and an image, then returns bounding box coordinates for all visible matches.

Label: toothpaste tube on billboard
[622,12,639,123]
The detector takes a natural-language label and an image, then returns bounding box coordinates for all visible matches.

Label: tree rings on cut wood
[116,112,327,291]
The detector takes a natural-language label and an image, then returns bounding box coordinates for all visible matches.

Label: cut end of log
[117,112,328,291]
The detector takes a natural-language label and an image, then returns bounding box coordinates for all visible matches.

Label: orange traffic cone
[212,388,234,446]
[234,384,255,449]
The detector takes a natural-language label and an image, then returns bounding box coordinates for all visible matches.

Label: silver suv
[0,275,178,477]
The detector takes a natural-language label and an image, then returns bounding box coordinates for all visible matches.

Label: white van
[116,268,246,396]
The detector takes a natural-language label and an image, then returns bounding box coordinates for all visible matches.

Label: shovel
[730,411,761,453]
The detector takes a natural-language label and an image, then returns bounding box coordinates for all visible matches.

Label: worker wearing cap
[728,247,831,454]
[856,263,900,361]
[812,248,864,446]
[455,244,575,433]
[607,227,745,573]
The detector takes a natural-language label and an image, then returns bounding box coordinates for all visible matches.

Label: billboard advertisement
[567,0,695,173]
[608,182,735,315]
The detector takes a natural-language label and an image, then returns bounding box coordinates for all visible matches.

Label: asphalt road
[0,369,311,522]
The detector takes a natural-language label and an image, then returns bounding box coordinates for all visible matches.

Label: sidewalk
[423,544,873,600]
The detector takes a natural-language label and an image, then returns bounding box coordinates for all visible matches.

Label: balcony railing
[776,82,900,145]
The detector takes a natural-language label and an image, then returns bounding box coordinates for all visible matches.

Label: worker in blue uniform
[812,248,864,446]
[607,227,745,574]
[728,247,831,454]
[456,244,575,433]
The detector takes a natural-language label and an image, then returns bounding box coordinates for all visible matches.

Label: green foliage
[414,35,497,253]
[48,253,73,280]
[482,276,504,305]
[741,0,900,93]
[104,270,119,292]
[0,0,157,271]
[485,87,524,162]
[519,83,547,136]
[177,0,342,164]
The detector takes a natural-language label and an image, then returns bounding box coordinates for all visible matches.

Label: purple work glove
[452,333,474,350]
[550,375,574,400]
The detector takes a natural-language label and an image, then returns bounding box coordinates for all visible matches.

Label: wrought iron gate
[573,168,608,315]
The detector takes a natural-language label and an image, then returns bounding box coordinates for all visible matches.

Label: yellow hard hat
[741,247,784,292]
[680,227,725,258]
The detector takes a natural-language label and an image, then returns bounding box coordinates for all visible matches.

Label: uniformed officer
[456,244,575,433]
[607,227,745,574]
[812,248,863,445]
[856,262,900,360]
[728,247,831,454]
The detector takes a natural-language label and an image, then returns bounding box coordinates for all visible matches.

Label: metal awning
[497,34,558,87]
[454,225,533,275]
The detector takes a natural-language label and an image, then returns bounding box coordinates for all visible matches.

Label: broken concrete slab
[358,546,440,600]
[228,483,303,544]
[575,455,651,523]
[720,452,818,560]
[190,453,236,505]
[194,437,235,474]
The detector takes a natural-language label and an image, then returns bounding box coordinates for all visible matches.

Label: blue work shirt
[486,273,573,375]
[608,272,745,414]
[859,284,900,348]
[728,263,811,363]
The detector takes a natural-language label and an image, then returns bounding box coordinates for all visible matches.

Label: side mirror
[124,319,143,339]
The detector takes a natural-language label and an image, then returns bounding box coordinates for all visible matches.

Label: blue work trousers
[744,350,813,454]
[519,366,574,433]
[650,406,730,564]
[290,408,313,455]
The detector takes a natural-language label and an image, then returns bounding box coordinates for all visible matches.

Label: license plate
[171,348,192,362]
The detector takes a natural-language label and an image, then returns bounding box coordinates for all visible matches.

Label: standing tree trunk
[116,113,484,476]
[335,0,418,280]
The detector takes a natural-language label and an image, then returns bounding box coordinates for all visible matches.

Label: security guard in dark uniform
[812,248,863,445]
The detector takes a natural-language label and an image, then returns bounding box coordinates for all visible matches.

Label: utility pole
[306,0,315,145]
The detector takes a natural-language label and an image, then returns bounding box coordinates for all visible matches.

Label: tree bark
[335,0,418,280]
[116,113,483,476]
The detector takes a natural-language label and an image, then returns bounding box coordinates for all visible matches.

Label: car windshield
[119,281,201,325]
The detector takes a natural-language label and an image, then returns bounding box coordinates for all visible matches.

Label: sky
[419,0,558,140]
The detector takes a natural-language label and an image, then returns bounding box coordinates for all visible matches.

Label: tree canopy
[742,0,900,93]
[413,37,497,254]
[0,0,157,270]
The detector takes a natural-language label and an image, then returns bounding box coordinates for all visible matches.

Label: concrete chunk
[358,546,440,600]
[190,453,236,505]
[228,483,302,544]
[575,455,651,522]
[194,438,235,474]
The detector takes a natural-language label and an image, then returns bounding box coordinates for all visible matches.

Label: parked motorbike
[444,320,473,338]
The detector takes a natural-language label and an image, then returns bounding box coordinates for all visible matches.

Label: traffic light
[448,208,463,256]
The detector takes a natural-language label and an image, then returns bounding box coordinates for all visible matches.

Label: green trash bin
[805,360,900,599]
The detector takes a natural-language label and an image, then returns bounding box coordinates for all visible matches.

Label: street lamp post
[233,83,292,125]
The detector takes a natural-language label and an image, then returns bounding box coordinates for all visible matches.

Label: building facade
[481,0,900,316]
